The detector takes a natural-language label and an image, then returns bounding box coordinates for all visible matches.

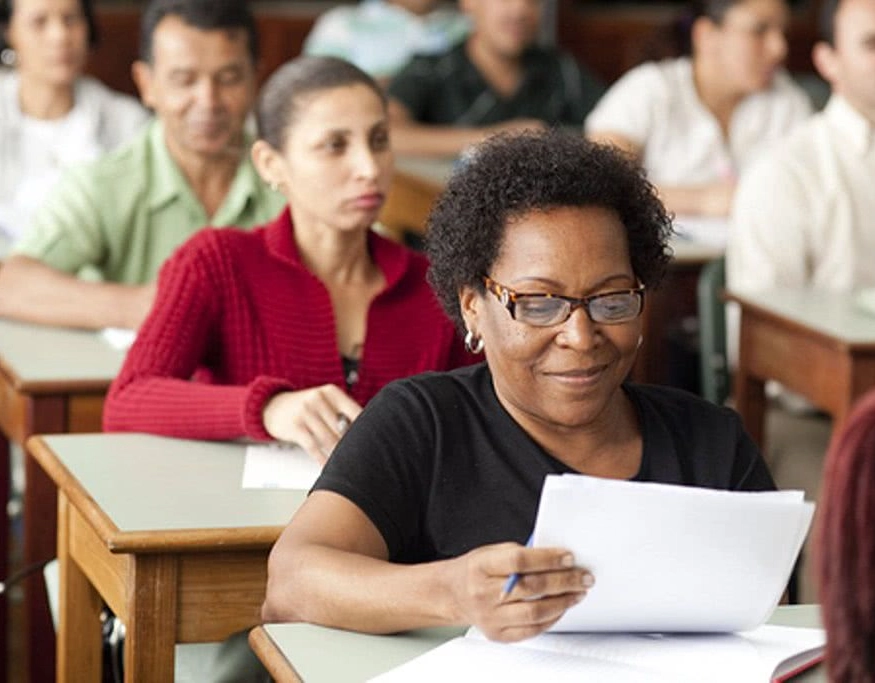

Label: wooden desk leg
[125,555,178,682]
[734,367,767,449]
[24,395,65,683]
[0,431,9,683]
[57,494,103,683]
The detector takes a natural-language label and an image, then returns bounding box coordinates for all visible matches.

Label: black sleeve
[386,56,439,121]
[313,380,436,560]
[728,410,776,492]
[558,53,605,126]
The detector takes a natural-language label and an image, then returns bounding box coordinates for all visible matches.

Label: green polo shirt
[14,119,285,284]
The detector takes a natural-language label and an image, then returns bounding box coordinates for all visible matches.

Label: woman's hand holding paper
[450,542,593,643]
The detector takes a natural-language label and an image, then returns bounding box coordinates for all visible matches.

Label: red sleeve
[102,233,292,440]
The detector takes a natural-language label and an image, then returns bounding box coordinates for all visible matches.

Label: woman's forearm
[263,542,464,632]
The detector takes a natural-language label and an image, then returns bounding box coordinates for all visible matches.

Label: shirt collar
[146,119,263,218]
[264,207,412,290]
[825,94,875,155]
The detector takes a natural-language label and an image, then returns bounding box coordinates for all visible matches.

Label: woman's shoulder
[761,69,813,114]
[0,68,18,119]
[369,229,431,281]
[75,76,150,137]
[612,57,690,93]
[76,77,145,112]
[381,362,488,403]
[626,382,741,430]
[169,224,268,270]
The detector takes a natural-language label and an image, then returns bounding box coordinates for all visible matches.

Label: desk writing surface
[35,433,306,546]
[262,624,466,682]
[258,606,823,682]
[729,289,875,345]
[394,156,455,186]
[670,238,723,264]
[0,318,125,390]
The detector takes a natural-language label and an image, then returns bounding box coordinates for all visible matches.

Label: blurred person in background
[0,0,148,249]
[586,0,811,221]
[303,0,470,85]
[386,0,603,157]
[0,0,284,330]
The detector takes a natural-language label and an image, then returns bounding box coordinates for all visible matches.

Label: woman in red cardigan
[103,56,476,459]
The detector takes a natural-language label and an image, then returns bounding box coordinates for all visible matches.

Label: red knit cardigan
[103,208,475,440]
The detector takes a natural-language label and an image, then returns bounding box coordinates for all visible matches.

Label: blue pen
[500,532,534,600]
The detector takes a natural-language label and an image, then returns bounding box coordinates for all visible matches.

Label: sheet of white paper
[672,215,729,248]
[241,443,321,489]
[532,475,814,632]
[368,636,679,683]
[370,624,824,683]
[100,327,136,351]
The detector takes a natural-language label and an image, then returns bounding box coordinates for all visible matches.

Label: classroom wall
[86,4,322,96]
[86,1,820,98]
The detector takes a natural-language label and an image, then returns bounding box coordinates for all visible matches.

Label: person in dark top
[385,0,603,157]
[262,129,775,643]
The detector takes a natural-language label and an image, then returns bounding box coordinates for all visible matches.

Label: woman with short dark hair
[262,129,775,642]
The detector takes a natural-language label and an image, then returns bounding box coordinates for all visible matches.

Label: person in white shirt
[303,0,470,85]
[0,0,148,249]
[727,0,875,294]
[585,0,811,220]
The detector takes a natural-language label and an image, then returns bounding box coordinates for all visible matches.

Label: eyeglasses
[482,276,645,327]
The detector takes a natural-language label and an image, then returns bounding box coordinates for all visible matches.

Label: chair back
[697,256,730,405]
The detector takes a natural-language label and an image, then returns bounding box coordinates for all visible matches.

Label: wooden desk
[28,433,306,682]
[728,289,875,448]
[0,319,126,683]
[378,156,453,239]
[250,604,823,682]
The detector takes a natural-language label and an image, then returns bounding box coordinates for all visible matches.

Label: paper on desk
[533,475,814,632]
[100,327,137,351]
[369,624,825,683]
[370,635,677,683]
[241,443,321,489]
[673,215,729,248]
[854,288,875,318]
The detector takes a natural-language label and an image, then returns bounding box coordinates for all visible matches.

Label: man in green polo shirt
[0,0,284,330]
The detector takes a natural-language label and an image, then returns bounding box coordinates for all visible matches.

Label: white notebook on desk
[370,624,825,683]
[241,443,321,489]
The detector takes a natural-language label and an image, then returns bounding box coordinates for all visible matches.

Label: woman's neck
[514,390,642,480]
[692,59,744,137]
[295,220,379,287]
[17,74,76,120]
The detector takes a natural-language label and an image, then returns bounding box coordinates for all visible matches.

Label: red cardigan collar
[263,207,413,291]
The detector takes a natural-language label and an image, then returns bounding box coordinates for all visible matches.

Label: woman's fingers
[456,542,594,642]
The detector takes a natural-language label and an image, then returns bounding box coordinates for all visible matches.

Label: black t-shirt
[315,363,774,564]
[386,43,604,127]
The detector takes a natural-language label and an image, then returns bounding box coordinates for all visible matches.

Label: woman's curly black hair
[426,129,674,330]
